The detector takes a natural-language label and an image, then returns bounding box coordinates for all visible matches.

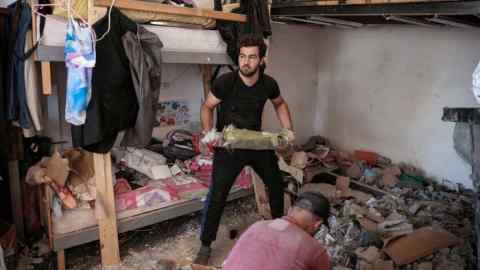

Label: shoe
[193,245,211,265]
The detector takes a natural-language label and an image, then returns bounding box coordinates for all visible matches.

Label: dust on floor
[67,196,261,270]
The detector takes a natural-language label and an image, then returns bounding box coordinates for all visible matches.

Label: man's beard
[239,65,259,77]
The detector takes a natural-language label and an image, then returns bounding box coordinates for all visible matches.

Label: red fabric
[223,218,331,270]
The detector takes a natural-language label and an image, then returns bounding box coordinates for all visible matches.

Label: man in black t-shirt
[195,35,294,265]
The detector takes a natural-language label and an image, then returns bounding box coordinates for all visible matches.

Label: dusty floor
[67,196,261,270]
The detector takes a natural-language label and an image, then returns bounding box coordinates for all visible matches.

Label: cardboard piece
[43,151,69,187]
[384,227,461,266]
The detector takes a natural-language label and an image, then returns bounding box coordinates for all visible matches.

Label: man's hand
[278,128,295,149]
[200,129,222,154]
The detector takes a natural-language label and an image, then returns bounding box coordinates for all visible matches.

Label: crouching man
[223,192,331,270]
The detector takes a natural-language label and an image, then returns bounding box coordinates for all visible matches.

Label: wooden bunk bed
[28,1,249,269]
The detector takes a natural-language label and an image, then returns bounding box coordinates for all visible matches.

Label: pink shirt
[223,218,331,270]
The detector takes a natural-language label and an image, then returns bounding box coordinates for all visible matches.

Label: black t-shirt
[212,71,280,131]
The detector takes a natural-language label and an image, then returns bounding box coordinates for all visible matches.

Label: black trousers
[200,148,284,246]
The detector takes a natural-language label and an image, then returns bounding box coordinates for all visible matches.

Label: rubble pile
[279,136,476,270]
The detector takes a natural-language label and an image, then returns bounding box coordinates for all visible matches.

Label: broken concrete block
[355,246,380,263]
[384,227,461,266]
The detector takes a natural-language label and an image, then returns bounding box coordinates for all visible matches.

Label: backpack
[162,129,199,161]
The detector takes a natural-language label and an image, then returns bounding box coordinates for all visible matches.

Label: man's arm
[201,92,222,132]
[271,95,293,130]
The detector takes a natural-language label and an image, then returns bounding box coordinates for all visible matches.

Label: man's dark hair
[237,34,267,58]
[294,192,330,221]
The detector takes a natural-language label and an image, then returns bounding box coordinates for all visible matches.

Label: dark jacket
[71,8,138,153]
[120,26,163,148]
[217,0,272,64]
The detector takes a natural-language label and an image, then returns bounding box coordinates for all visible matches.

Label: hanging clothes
[6,2,32,129]
[71,8,139,153]
[217,0,272,64]
[120,26,163,148]
[22,30,44,138]
[64,16,96,126]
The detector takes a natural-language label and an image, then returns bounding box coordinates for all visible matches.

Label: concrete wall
[313,26,480,187]
[263,23,319,143]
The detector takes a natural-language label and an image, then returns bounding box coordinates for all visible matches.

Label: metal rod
[309,15,363,27]
[427,15,478,28]
[385,15,438,27]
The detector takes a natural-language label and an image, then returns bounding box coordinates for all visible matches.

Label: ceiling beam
[310,15,364,27]
[271,1,480,17]
[385,15,438,27]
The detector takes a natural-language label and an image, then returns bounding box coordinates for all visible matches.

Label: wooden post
[7,161,25,240]
[93,153,120,266]
[57,249,66,270]
[41,62,52,96]
[200,64,213,99]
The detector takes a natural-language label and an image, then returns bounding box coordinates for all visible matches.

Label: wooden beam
[41,62,52,96]
[200,64,213,99]
[8,160,24,240]
[251,169,271,218]
[94,0,247,22]
[93,153,120,266]
[57,250,65,270]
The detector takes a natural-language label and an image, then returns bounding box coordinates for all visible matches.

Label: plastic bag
[472,61,480,104]
[64,17,96,125]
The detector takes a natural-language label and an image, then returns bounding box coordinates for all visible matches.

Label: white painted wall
[263,23,319,144]
[313,26,480,187]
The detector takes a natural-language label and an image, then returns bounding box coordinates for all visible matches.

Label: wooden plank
[57,250,65,270]
[251,169,271,218]
[94,0,247,22]
[41,62,52,96]
[200,64,213,99]
[29,0,38,60]
[93,153,120,266]
[8,161,25,241]
[45,185,54,248]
